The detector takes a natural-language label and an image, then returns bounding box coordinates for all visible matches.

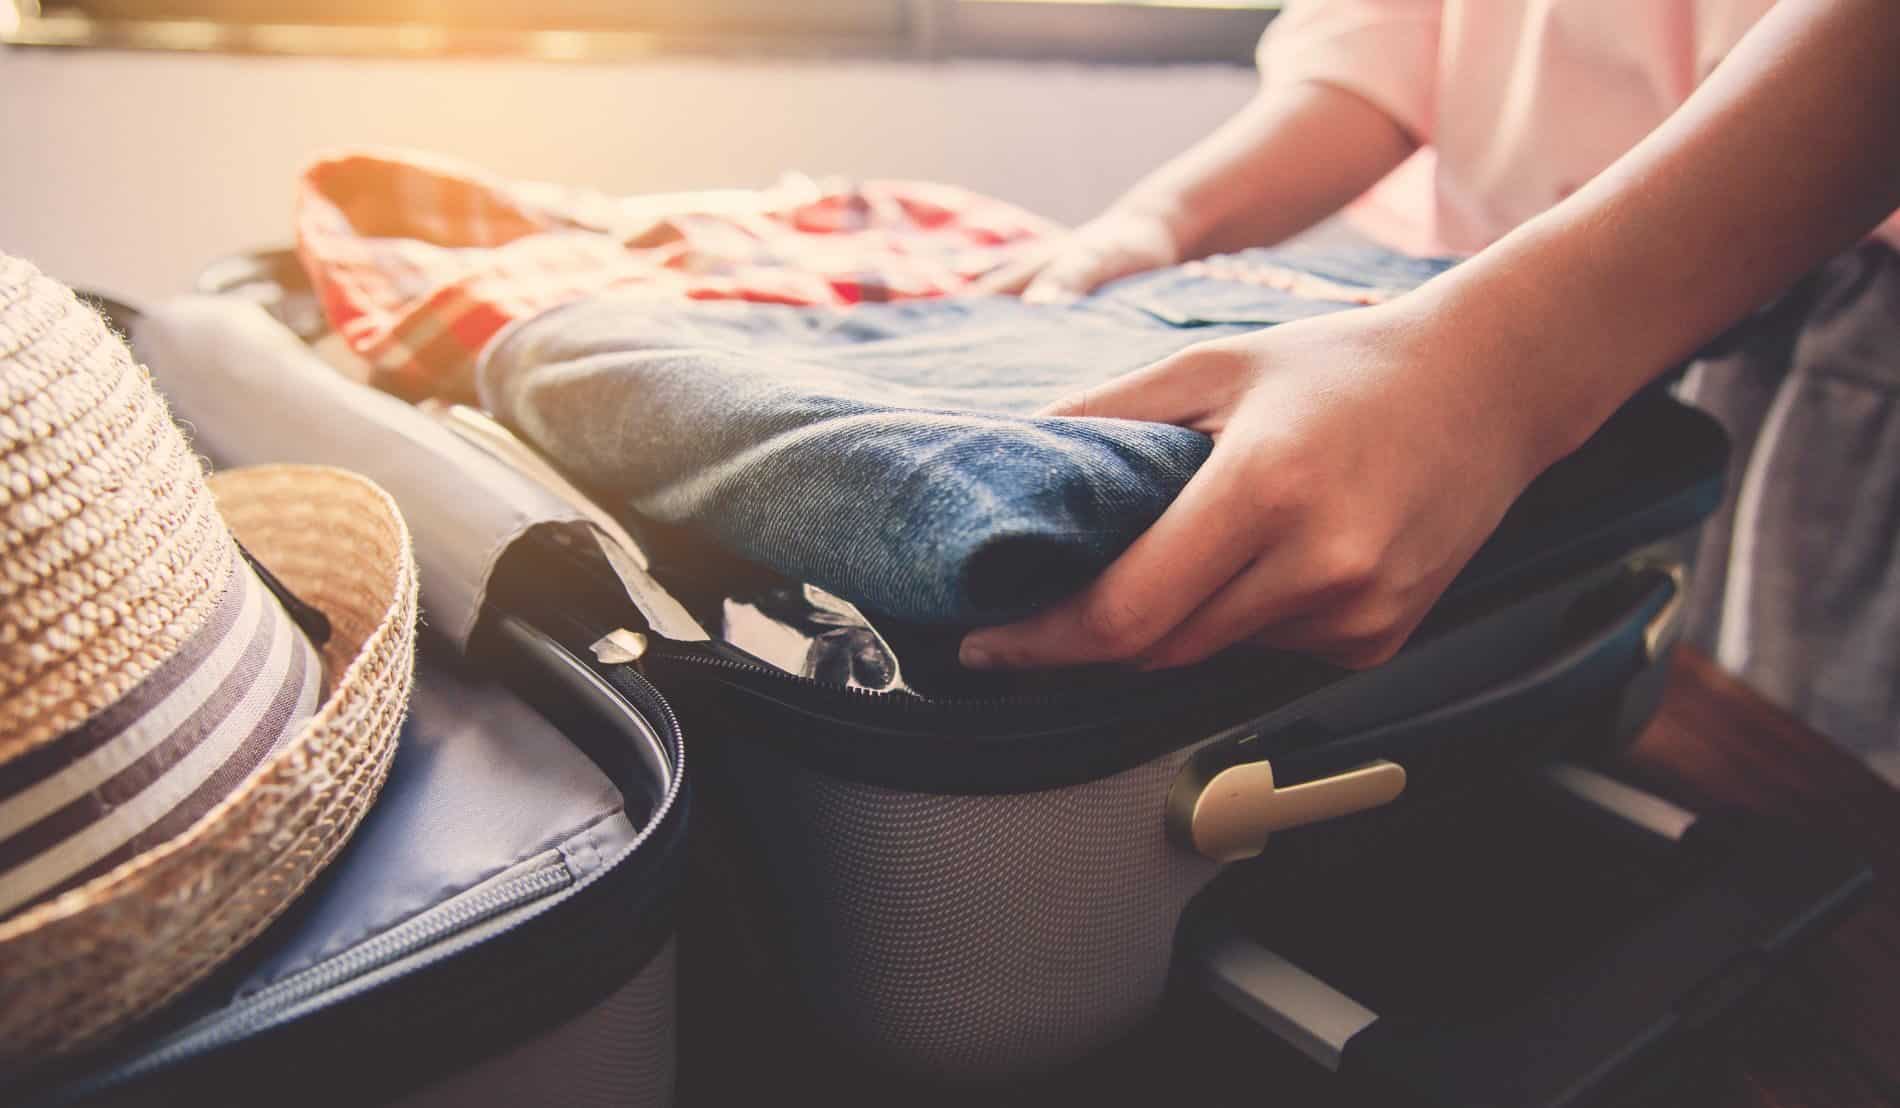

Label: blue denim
[479,244,1452,625]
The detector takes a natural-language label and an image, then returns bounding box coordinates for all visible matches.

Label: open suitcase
[6,298,687,1108]
[20,627,686,1108]
[122,246,1749,1094]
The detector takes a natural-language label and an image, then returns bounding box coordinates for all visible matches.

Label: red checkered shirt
[295,149,1059,399]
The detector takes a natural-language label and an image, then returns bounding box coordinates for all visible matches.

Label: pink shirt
[1259,0,1900,256]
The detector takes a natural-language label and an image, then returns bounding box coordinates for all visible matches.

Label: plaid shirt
[295,150,1059,399]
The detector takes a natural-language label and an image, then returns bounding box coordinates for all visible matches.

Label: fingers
[1021,243,1132,305]
[976,213,1177,303]
[1036,344,1247,426]
[958,444,1281,670]
[958,424,1426,673]
[961,522,1419,674]
[1247,609,1413,670]
[971,247,1114,302]
[1132,542,1375,670]
[1144,574,1418,671]
[970,249,1055,297]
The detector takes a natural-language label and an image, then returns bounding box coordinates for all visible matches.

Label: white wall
[0,47,1256,300]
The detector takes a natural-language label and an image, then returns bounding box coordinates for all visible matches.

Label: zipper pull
[590,628,650,667]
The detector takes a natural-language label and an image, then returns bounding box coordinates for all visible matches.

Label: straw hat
[0,254,417,1063]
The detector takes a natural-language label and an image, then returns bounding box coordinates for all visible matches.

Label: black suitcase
[129,260,1738,1087]
[1167,760,1872,1108]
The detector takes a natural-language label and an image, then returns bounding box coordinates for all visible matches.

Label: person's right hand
[957,294,1580,674]
[974,209,1182,303]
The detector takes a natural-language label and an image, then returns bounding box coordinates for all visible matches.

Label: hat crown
[0,256,324,923]
[0,255,416,1066]
[1,254,241,755]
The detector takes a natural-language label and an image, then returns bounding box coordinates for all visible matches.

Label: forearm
[1417,0,1900,469]
[1113,82,1416,258]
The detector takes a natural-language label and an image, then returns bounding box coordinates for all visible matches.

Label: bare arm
[981,82,1414,299]
[1427,0,1900,462]
[964,0,1900,672]
[1122,81,1416,258]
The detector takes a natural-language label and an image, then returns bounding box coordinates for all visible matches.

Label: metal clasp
[590,628,650,666]
[1635,558,1689,664]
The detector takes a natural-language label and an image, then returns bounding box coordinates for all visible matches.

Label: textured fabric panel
[234,635,630,990]
[1678,241,1900,781]
[718,742,1221,1079]
[393,938,677,1108]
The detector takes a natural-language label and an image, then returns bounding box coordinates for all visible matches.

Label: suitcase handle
[1181,765,1873,1108]
[1170,564,1683,861]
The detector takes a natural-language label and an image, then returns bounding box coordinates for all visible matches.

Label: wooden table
[1611,649,1899,1107]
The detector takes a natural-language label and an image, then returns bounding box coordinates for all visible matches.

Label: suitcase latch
[1170,757,1407,863]
[1636,558,1688,664]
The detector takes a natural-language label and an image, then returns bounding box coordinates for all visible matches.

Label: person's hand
[958,301,1571,671]
[974,209,1183,304]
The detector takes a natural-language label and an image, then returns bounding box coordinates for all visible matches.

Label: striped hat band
[0,251,417,1067]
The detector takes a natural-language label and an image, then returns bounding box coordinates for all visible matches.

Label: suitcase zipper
[68,859,576,1092]
[56,651,690,1103]
[631,548,1673,736]
[646,637,1059,708]
[522,512,1210,721]
[637,634,1238,725]
[635,627,1339,730]
[612,559,1677,798]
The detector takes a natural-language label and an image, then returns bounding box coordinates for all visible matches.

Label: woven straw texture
[0,464,417,1059]
[0,254,238,761]
[0,252,417,1061]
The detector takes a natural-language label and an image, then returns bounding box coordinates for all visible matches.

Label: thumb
[1037,345,1245,427]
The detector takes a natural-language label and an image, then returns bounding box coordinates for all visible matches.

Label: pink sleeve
[1257,0,1443,143]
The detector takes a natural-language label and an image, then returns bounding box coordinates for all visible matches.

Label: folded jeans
[478,244,1452,626]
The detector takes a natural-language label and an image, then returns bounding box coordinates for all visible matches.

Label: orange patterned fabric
[294,149,1058,400]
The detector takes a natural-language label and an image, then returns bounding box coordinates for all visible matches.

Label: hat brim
[0,465,417,1062]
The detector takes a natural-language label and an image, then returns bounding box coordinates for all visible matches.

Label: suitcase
[13,298,688,1108]
[141,250,1732,1085]
[1168,761,1872,1108]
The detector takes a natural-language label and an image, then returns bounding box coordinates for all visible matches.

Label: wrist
[1404,238,1665,476]
[1108,193,1197,263]
[1391,272,1625,483]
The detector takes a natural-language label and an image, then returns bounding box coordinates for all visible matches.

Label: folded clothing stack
[294,150,1458,627]
[478,245,1452,625]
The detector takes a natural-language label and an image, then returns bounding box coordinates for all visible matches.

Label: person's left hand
[971,208,1183,303]
[958,299,1571,671]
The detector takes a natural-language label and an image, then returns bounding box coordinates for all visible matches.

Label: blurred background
[0,1,1277,299]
